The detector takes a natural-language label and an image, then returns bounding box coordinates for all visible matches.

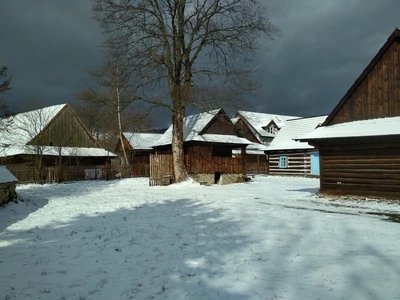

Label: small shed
[116,132,163,177]
[0,166,18,205]
[265,115,327,176]
[298,28,400,198]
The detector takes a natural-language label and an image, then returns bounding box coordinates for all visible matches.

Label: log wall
[318,138,400,198]
[268,150,314,176]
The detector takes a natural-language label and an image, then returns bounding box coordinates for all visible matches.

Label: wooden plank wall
[7,164,113,183]
[187,145,244,174]
[329,39,400,125]
[131,153,150,177]
[246,154,268,174]
[30,107,98,148]
[268,150,312,176]
[319,140,400,198]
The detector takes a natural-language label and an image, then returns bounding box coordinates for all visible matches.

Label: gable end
[324,29,400,126]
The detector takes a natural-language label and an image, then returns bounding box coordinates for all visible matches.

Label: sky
[1,0,399,128]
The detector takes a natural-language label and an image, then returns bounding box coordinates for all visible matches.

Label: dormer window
[268,125,276,134]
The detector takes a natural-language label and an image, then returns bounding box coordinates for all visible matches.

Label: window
[279,156,288,168]
[212,145,232,157]
[268,125,275,134]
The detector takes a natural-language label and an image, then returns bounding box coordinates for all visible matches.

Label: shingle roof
[0,146,117,158]
[266,115,327,151]
[123,133,164,150]
[0,104,66,146]
[154,109,252,146]
[237,110,299,138]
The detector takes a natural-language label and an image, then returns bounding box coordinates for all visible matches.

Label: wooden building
[234,111,299,144]
[298,28,400,198]
[232,110,299,174]
[265,116,327,176]
[152,109,251,185]
[0,104,117,183]
[116,132,163,177]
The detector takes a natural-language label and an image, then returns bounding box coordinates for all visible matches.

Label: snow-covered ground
[1,176,400,300]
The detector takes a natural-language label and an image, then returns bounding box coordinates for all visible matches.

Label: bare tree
[16,107,53,182]
[77,52,151,175]
[0,47,11,115]
[92,0,279,182]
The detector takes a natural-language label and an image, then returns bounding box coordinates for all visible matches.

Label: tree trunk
[171,106,187,183]
[116,83,130,177]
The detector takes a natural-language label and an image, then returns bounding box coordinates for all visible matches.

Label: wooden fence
[149,154,174,186]
[7,165,143,184]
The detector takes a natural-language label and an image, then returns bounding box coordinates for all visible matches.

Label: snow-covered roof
[231,116,239,124]
[237,110,299,138]
[232,143,269,155]
[194,134,251,145]
[123,132,163,150]
[0,104,66,146]
[155,109,250,146]
[266,115,328,151]
[0,166,18,183]
[0,146,117,158]
[298,116,400,140]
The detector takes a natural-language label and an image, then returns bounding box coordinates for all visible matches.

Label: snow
[1,176,400,300]
[0,145,117,158]
[237,111,299,138]
[0,166,18,183]
[266,115,327,151]
[193,134,251,144]
[298,116,400,140]
[123,132,164,150]
[233,143,269,155]
[0,104,66,146]
[155,109,251,146]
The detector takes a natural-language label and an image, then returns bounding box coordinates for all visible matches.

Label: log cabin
[298,28,400,198]
[152,108,252,185]
[265,115,327,176]
[0,104,117,183]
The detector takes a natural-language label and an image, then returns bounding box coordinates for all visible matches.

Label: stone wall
[0,183,17,206]
[191,173,248,185]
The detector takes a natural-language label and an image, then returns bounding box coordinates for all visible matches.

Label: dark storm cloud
[254,0,400,117]
[1,0,400,127]
[0,0,104,112]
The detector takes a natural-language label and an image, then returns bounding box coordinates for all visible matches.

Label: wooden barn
[0,103,117,183]
[116,132,163,177]
[298,28,400,198]
[152,109,252,185]
[0,165,18,205]
[265,115,327,176]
